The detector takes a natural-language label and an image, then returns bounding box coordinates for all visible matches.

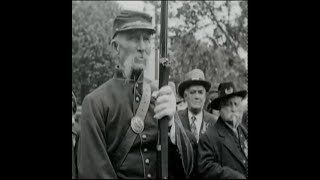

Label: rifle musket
[157,0,169,179]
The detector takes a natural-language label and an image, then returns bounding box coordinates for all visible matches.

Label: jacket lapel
[239,124,248,159]
[216,118,246,168]
[200,111,209,135]
[240,124,248,139]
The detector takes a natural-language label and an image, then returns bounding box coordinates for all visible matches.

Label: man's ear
[111,40,120,54]
[184,91,188,99]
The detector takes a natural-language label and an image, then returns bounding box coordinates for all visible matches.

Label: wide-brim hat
[210,82,247,110]
[178,69,211,97]
[112,10,156,39]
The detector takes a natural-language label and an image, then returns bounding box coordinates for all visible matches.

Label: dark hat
[178,69,211,97]
[72,91,77,114]
[210,82,247,110]
[112,10,156,39]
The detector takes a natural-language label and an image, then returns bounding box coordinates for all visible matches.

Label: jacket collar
[113,68,144,83]
[180,108,212,133]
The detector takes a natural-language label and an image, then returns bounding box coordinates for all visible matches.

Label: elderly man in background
[198,82,248,179]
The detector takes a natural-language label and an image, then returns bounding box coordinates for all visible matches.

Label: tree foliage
[168,1,248,93]
[72,1,121,102]
[72,1,248,105]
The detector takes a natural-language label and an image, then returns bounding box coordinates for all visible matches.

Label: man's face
[220,96,243,127]
[184,85,206,114]
[115,29,152,76]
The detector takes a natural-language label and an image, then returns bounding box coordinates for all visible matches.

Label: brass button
[136,84,139,88]
[145,158,150,164]
[243,160,246,164]
[136,96,140,102]
[144,148,148,152]
[142,134,147,140]
[147,174,152,179]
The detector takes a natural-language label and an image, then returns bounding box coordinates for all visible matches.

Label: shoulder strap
[112,81,151,173]
[112,126,137,172]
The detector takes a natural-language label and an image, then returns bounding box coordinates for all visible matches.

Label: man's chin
[130,67,145,79]
[132,64,146,71]
[189,107,202,114]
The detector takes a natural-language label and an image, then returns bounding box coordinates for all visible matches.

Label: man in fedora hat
[177,69,217,178]
[177,69,217,143]
[77,10,194,179]
[197,82,248,179]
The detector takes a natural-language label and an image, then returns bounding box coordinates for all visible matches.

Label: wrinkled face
[184,85,206,114]
[220,96,243,127]
[114,29,152,77]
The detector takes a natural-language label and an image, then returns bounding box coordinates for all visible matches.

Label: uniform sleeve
[197,132,246,179]
[77,95,117,179]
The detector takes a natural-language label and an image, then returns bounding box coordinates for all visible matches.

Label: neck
[130,69,143,82]
[189,108,202,116]
[116,67,144,82]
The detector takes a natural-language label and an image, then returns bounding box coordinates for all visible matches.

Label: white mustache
[134,57,146,63]
[230,113,240,119]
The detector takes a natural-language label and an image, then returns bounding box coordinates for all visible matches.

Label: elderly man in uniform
[177,69,217,143]
[197,82,248,179]
[77,10,194,179]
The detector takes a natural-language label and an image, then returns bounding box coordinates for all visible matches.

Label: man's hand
[152,84,177,144]
[152,85,176,123]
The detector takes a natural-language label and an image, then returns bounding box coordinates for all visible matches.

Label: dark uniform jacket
[198,118,248,179]
[77,69,194,179]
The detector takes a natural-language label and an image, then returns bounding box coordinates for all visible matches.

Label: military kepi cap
[112,10,156,39]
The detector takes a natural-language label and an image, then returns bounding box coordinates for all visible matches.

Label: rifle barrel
[157,0,169,179]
